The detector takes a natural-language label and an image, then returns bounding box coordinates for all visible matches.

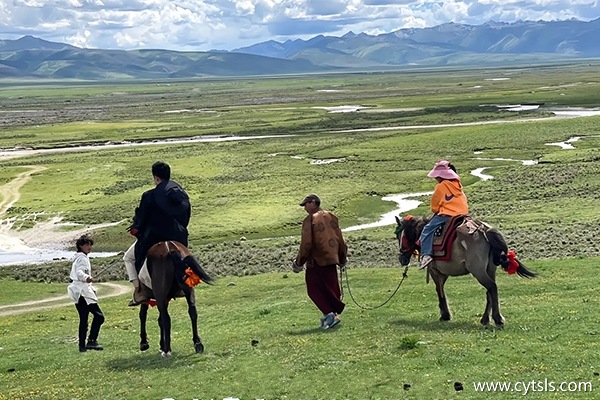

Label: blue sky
[0,0,598,51]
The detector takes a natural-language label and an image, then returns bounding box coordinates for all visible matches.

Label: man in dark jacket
[125,161,191,305]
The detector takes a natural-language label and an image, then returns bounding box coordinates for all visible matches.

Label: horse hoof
[493,316,505,328]
[480,318,490,326]
[160,350,172,358]
[140,343,150,352]
[194,342,205,354]
[439,315,451,322]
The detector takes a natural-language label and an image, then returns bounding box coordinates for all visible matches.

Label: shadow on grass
[390,317,487,332]
[105,351,208,371]
[286,326,342,335]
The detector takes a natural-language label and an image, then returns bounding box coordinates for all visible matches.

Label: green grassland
[1,259,599,399]
[1,64,600,398]
[0,280,66,305]
[1,64,600,276]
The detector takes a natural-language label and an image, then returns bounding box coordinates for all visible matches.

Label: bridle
[395,215,421,265]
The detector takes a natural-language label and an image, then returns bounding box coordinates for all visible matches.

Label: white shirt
[67,252,98,305]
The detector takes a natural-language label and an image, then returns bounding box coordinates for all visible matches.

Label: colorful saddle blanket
[432,215,469,261]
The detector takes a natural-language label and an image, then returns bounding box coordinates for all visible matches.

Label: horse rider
[419,160,469,269]
[124,161,191,306]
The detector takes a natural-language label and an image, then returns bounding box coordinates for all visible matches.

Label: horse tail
[168,249,215,286]
[182,255,215,285]
[486,228,537,278]
[511,258,538,279]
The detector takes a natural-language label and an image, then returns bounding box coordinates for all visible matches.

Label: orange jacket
[296,209,348,267]
[430,179,468,216]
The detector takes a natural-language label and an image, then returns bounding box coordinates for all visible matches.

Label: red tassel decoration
[506,250,519,275]
[184,267,202,288]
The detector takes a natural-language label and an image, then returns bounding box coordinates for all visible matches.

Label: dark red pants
[305,264,345,315]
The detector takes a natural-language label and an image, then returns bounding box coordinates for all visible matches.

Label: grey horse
[395,215,536,327]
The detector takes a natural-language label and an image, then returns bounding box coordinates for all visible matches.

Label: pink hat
[427,160,460,180]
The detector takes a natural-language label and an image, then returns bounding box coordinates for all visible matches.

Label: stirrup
[128,290,147,306]
[128,299,141,307]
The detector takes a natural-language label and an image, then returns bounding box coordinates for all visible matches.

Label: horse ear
[395,215,401,225]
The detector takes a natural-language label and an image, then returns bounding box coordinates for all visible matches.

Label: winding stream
[1,112,596,265]
[343,192,433,232]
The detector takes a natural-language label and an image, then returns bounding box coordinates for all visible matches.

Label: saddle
[431,215,468,261]
[139,241,205,304]
[147,240,191,258]
[430,215,492,261]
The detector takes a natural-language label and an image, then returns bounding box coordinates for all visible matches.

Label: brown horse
[138,241,214,356]
[395,215,536,327]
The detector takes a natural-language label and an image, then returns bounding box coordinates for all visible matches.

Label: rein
[90,264,113,280]
[340,265,409,311]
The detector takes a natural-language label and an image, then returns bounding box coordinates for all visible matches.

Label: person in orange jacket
[419,160,469,269]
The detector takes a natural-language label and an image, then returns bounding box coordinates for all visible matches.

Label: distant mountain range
[1,18,599,80]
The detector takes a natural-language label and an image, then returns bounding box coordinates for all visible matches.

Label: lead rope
[339,265,409,311]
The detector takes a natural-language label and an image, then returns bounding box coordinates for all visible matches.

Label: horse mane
[399,215,419,243]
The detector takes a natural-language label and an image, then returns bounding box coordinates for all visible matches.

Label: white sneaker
[419,255,433,269]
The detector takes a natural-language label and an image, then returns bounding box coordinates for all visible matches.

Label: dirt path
[0,165,125,252]
[0,165,46,217]
[0,282,130,317]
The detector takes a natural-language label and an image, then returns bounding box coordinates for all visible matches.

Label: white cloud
[67,29,92,48]
[0,0,598,50]
[235,1,256,15]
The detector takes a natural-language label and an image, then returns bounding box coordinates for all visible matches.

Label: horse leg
[157,314,164,353]
[184,288,204,354]
[157,301,172,357]
[488,265,504,327]
[473,268,504,327]
[431,271,451,321]
[481,291,492,326]
[139,303,150,351]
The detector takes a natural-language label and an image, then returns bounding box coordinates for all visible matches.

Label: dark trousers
[75,296,104,347]
[305,264,345,315]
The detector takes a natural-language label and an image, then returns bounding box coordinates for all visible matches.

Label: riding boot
[128,278,147,307]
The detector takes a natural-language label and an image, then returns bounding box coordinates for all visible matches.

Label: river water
[0,250,117,266]
[343,192,433,232]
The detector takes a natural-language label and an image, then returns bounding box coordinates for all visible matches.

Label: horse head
[394,214,427,266]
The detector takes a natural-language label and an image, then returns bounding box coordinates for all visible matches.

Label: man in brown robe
[293,194,348,329]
